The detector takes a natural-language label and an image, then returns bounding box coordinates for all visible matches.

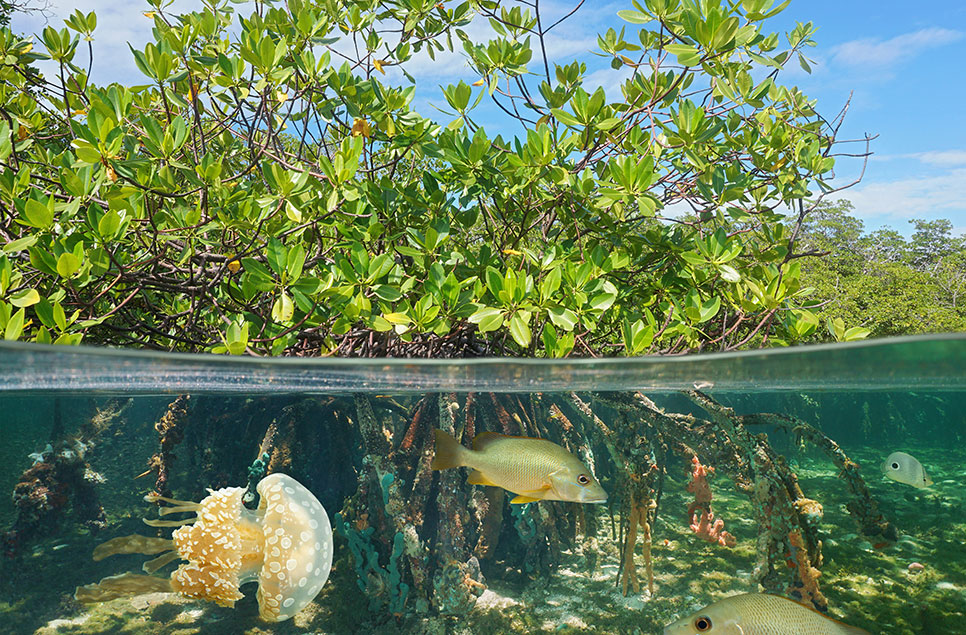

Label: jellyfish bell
[75,473,332,622]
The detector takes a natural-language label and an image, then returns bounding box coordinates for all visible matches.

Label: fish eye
[577,474,590,485]
[892,462,900,469]
[694,616,713,632]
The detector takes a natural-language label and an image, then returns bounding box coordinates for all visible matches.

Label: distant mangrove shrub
[0,0,869,356]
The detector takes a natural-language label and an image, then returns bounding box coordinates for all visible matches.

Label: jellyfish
[75,473,333,622]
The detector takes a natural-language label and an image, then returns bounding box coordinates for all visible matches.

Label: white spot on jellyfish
[286,558,297,572]
[300,531,310,542]
[285,486,295,494]
[281,537,292,549]
[269,561,282,573]
[314,542,321,551]
[283,597,295,608]
[306,562,313,572]
[298,577,307,588]
[309,519,318,529]
[315,567,321,576]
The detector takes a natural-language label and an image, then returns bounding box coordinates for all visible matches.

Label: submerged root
[74,572,173,604]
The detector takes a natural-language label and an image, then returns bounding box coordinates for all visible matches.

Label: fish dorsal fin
[472,431,505,451]
[466,469,499,487]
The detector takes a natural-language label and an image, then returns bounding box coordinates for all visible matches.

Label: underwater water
[0,336,964,635]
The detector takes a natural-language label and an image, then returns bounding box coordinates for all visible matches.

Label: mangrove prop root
[741,412,898,547]
[149,395,191,499]
[336,389,874,619]
[586,390,847,610]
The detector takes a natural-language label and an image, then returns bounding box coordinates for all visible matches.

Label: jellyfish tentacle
[143,517,196,528]
[142,550,182,574]
[144,493,199,507]
[74,572,173,603]
[92,535,175,561]
[156,503,202,516]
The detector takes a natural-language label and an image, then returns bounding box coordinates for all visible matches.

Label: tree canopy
[798,201,966,338]
[0,0,870,356]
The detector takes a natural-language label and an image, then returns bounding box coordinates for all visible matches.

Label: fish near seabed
[663,593,869,635]
[881,451,933,488]
[430,429,607,504]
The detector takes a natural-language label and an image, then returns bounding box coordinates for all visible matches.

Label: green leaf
[98,210,122,239]
[372,285,402,302]
[266,238,287,276]
[9,288,40,308]
[383,312,411,325]
[3,235,38,253]
[589,288,617,311]
[57,252,82,278]
[371,315,393,332]
[548,306,578,331]
[622,318,654,354]
[551,108,582,127]
[718,264,741,282]
[665,44,702,66]
[826,317,846,341]
[540,267,562,299]
[485,267,503,297]
[223,320,249,355]
[272,292,294,322]
[617,9,652,24]
[23,199,53,229]
[70,139,101,164]
[508,311,531,348]
[4,307,24,340]
[469,306,504,332]
[286,244,306,281]
[843,326,871,342]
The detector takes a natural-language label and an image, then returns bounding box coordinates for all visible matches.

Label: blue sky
[13,0,966,235]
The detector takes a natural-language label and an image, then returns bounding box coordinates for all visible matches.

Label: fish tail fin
[431,429,466,471]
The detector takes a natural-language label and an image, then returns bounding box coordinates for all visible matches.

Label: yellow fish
[881,451,933,488]
[663,593,869,635]
[431,430,607,505]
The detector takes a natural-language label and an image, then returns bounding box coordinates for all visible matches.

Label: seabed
[3,444,964,635]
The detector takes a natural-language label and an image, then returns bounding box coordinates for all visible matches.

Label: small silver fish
[664,593,869,634]
[881,451,932,488]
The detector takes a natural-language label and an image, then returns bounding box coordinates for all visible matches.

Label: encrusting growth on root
[620,493,656,596]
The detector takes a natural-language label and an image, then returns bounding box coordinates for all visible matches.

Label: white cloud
[829,27,963,68]
[874,150,966,167]
[908,150,966,167]
[841,167,966,222]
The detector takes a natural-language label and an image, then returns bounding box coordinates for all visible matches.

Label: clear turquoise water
[0,337,964,634]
